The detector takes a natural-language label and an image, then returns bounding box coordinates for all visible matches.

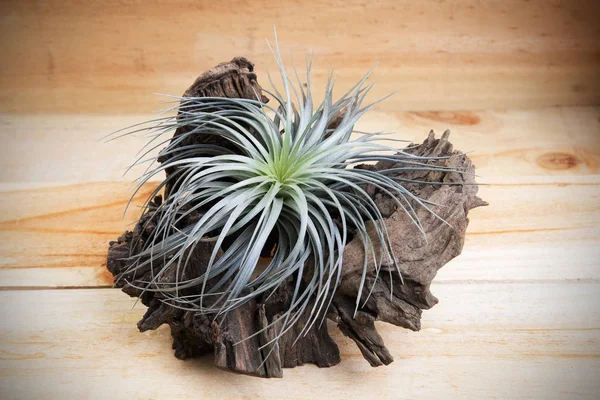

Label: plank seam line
[2,279,599,291]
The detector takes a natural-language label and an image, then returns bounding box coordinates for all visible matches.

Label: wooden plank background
[0,0,599,113]
[1,284,598,399]
[0,0,599,399]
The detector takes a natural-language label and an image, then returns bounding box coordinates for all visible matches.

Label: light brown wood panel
[1,0,599,113]
[0,182,154,288]
[0,284,598,398]
[0,179,598,288]
[1,107,599,184]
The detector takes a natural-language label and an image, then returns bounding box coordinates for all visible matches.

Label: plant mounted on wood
[107,36,486,378]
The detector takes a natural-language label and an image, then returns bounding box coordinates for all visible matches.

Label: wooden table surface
[1,1,599,399]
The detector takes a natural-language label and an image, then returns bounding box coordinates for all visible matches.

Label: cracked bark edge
[159,57,269,198]
[330,129,487,364]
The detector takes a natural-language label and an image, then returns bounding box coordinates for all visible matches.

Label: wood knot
[412,111,480,126]
[536,152,580,170]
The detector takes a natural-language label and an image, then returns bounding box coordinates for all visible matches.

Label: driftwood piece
[330,130,487,366]
[108,224,341,377]
[106,58,485,377]
[159,57,269,198]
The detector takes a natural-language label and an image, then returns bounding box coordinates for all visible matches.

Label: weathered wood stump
[107,57,486,377]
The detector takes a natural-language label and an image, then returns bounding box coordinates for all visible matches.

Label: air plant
[109,38,456,349]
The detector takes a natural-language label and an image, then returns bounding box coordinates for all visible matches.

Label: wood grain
[0,182,156,288]
[1,0,599,113]
[0,284,598,399]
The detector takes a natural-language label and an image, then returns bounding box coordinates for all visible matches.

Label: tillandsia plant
[112,41,455,344]
[106,35,485,376]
